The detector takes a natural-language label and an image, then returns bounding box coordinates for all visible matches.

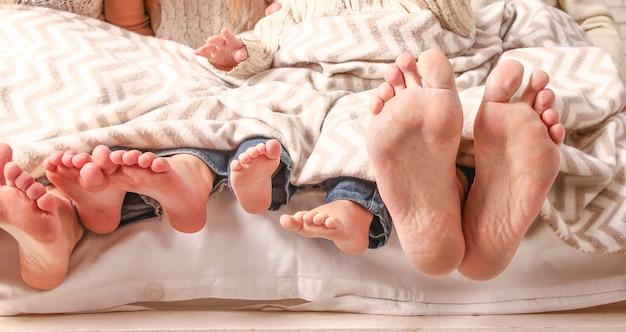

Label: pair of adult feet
[366,49,563,279]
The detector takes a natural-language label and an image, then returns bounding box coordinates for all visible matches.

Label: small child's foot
[458,60,564,280]
[365,50,466,277]
[44,150,126,234]
[279,199,372,255]
[91,145,216,233]
[1,144,83,290]
[230,139,282,214]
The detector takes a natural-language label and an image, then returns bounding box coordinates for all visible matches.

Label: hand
[265,2,282,16]
[195,29,248,70]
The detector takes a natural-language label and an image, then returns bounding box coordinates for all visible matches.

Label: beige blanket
[1,1,625,253]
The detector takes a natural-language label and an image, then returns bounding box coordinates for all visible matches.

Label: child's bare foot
[0,144,83,290]
[44,151,127,234]
[91,146,216,233]
[230,139,282,214]
[458,60,564,281]
[365,50,466,277]
[279,200,372,255]
[195,29,247,70]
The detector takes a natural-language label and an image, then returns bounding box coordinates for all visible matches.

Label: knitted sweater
[12,0,103,19]
[229,0,474,77]
[153,0,272,49]
[471,0,626,87]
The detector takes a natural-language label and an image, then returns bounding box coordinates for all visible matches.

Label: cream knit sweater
[471,0,626,86]
[153,0,271,49]
[12,0,103,19]
[229,0,474,77]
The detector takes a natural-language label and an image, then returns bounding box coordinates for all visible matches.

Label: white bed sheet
[1,190,625,316]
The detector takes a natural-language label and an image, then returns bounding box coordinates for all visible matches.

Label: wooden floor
[2,301,625,331]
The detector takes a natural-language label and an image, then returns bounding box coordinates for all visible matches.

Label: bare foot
[230,139,282,214]
[279,199,372,255]
[44,150,127,234]
[194,29,247,71]
[458,60,564,281]
[0,144,83,290]
[365,50,466,277]
[91,146,216,233]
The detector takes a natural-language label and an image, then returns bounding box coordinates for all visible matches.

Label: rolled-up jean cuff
[153,147,231,186]
[228,137,296,210]
[116,146,233,226]
[324,177,391,249]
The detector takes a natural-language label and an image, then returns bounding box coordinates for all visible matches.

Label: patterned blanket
[1,1,625,253]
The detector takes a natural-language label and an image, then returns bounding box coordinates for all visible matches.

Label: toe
[396,53,422,88]
[417,49,456,91]
[519,70,549,106]
[483,60,524,103]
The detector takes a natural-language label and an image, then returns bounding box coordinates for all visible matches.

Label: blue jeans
[324,177,391,249]
[118,138,392,249]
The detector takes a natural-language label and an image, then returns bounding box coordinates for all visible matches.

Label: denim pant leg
[324,177,391,249]
[227,137,297,211]
[119,147,231,226]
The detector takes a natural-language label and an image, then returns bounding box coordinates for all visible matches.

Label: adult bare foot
[365,50,466,277]
[458,60,564,281]
[0,144,83,290]
[279,199,372,255]
[44,150,127,234]
[91,146,216,233]
[230,139,282,214]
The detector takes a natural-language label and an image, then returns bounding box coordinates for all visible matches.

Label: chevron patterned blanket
[1,1,625,253]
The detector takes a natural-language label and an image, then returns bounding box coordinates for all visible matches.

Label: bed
[1,0,626,330]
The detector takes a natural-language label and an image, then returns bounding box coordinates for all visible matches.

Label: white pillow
[1,190,625,316]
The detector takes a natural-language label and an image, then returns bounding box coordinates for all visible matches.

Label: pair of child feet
[0,49,563,290]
